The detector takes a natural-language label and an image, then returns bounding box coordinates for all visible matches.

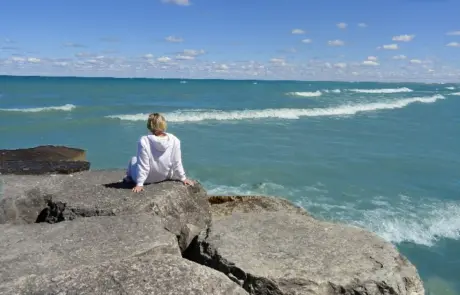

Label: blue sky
[1,0,460,82]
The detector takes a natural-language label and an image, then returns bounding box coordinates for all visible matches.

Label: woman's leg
[124,156,137,182]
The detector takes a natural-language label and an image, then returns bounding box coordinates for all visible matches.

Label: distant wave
[450,92,460,96]
[322,89,341,93]
[287,91,322,97]
[445,86,455,90]
[348,87,413,94]
[0,104,76,112]
[107,94,445,122]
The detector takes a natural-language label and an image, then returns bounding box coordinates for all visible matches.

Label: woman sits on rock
[124,113,194,193]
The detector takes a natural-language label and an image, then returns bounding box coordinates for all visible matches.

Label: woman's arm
[135,137,150,187]
[172,139,187,182]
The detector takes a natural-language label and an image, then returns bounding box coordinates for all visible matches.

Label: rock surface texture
[0,145,90,174]
[184,196,426,295]
[0,170,425,295]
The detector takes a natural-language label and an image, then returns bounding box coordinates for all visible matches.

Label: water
[1,75,459,293]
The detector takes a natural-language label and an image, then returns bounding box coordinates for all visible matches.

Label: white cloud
[334,62,347,68]
[165,36,184,43]
[392,34,415,42]
[362,60,379,66]
[270,58,286,66]
[393,55,407,60]
[11,56,25,62]
[292,29,305,34]
[328,40,345,46]
[446,31,460,36]
[410,59,422,64]
[182,49,205,56]
[63,42,86,48]
[175,55,194,60]
[446,42,460,47]
[215,64,229,70]
[358,23,367,28]
[143,53,154,59]
[161,0,190,6]
[157,56,172,63]
[367,56,378,61]
[382,44,399,50]
[27,57,41,63]
[337,23,348,29]
[301,39,312,44]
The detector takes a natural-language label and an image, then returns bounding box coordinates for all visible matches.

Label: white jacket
[134,133,186,186]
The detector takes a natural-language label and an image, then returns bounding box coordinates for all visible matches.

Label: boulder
[0,255,249,295]
[0,170,211,251]
[208,195,309,219]
[0,145,90,175]
[0,214,180,283]
[185,197,425,295]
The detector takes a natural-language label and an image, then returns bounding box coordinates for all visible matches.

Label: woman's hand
[183,179,195,186]
[132,186,144,193]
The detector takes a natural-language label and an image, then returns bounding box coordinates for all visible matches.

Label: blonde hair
[147,113,167,133]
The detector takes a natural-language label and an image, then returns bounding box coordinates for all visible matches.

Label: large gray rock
[0,170,211,251]
[0,255,249,295]
[185,210,425,295]
[0,214,180,283]
[208,195,309,219]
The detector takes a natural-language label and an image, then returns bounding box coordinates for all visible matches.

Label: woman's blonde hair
[147,113,167,133]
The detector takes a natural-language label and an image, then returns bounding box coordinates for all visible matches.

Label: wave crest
[0,104,76,112]
[287,91,322,97]
[450,92,460,96]
[348,87,413,94]
[107,95,445,123]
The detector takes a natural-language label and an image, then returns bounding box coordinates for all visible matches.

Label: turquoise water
[1,75,459,293]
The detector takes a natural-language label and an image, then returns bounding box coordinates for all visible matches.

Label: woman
[124,113,194,193]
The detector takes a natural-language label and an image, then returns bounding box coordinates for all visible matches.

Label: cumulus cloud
[175,55,194,60]
[446,42,460,47]
[334,62,347,68]
[157,56,172,63]
[358,23,367,28]
[446,31,460,36]
[291,29,305,34]
[362,60,379,66]
[301,39,312,44]
[27,57,41,63]
[161,0,190,6]
[410,59,422,64]
[382,44,399,50]
[392,34,415,42]
[393,55,407,60]
[165,36,184,43]
[328,40,345,46]
[337,23,348,29]
[182,49,205,56]
[367,56,378,61]
[270,58,286,66]
[143,53,154,59]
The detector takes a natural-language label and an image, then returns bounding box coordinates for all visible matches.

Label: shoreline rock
[0,145,90,175]
[0,170,425,295]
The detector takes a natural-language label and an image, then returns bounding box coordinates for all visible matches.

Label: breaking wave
[450,92,460,96]
[287,91,322,97]
[445,87,455,90]
[0,104,76,112]
[323,89,342,93]
[348,87,413,94]
[107,94,445,123]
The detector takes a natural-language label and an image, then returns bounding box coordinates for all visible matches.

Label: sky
[1,0,460,82]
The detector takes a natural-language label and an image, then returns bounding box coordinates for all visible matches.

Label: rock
[0,214,180,284]
[208,195,309,219]
[0,170,211,251]
[185,209,425,295]
[0,255,249,295]
[0,145,90,175]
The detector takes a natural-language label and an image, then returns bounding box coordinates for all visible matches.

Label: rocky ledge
[0,170,425,295]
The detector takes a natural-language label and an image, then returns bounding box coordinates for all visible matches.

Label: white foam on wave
[106,94,445,122]
[287,91,322,97]
[0,104,76,112]
[450,92,460,96]
[322,89,342,93]
[445,86,455,90]
[348,87,413,94]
